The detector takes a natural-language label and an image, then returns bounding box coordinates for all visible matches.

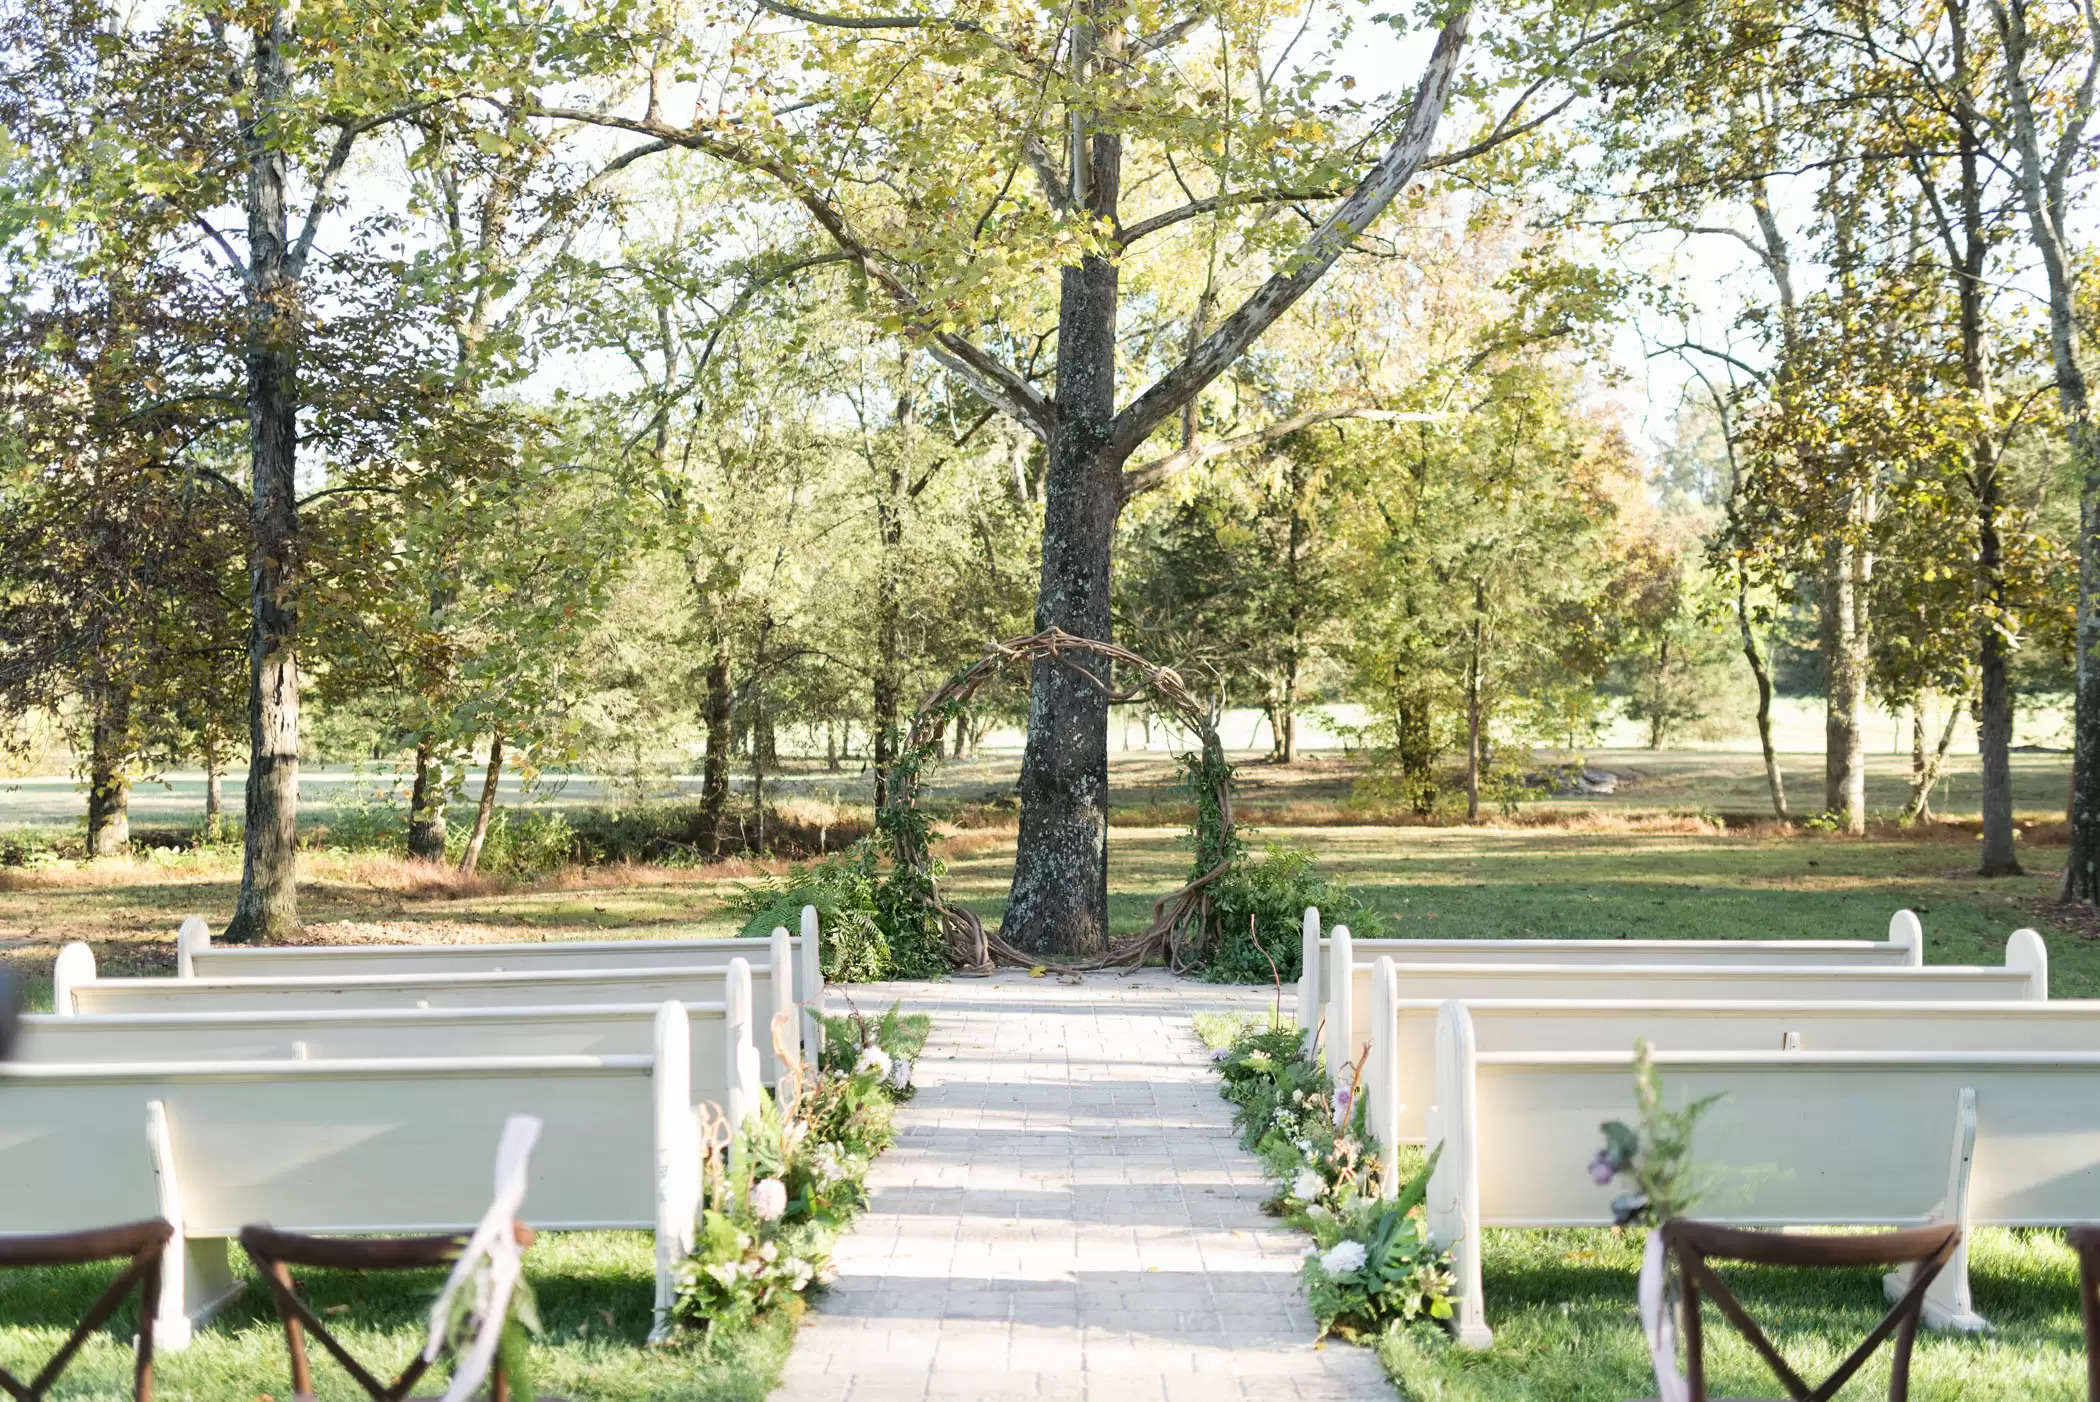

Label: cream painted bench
[1316,926,2045,1082]
[56,936,802,1079]
[0,996,758,1353]
[1293,907,1927,1047]
[1363,984,2098,1349]
[174,905,830,1061]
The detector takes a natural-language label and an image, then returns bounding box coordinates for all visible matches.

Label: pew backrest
[14,1001,734,1103]
[1296,908,1927,1044]
[1326,928,2045,1077]
[55,946,798,1078]
[1373,986,2084,1144]
[174,912,829,1063]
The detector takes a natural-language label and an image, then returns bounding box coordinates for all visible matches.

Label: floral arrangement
[1204,1015,1452,1342]
[673,1002,926,1334]
[1588,1039,1720,1227]
[1298,1151,1454,1341]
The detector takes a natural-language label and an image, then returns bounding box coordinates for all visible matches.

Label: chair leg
[269,1264,313,1400]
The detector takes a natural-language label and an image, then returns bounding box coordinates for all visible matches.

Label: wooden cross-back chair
[0,1218,171,1401]
[241,1223,543,1402]
[1654,1220,1961,1402]
[2067,1225,2100,1401]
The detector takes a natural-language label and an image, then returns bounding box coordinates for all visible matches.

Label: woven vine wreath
[885,628,1238,976]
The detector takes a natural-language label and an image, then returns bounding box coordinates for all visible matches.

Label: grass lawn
[1380,1224,2082,1401]
[0,1231,794,1401]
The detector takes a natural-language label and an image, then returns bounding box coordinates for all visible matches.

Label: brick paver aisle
[770,970,1391,1401]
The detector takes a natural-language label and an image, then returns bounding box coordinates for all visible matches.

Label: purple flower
[1332,1084,1353,1126]
[1587,1150,1616,1185]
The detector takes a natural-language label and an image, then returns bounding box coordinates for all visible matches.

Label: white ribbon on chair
[1638,1229,1689,1402]
[424,1114,542,1402]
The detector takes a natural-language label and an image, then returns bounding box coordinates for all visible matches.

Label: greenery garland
[879,628,1240,974]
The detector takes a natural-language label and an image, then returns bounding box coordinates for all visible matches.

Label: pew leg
[154,1237,243,1352]
[1882,1085,1989,1334]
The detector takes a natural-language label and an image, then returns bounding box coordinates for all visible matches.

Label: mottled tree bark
[1821,512,1869,835]
[84,680,129,858]
[406,739,448,862]
[224,1,303,943]
[458,731,503,875]
[1005,240,1121,956]
[699,629,733,855]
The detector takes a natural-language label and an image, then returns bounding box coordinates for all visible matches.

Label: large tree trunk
[85,680,130,858]
[406,738,448,861]
[2067,420,2100,900]
[224,3,303,943]
[458,731,504,875]
[1003,239,1121,956]
[1821,504,1869,835]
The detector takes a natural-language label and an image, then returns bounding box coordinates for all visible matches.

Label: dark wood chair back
[2068,1224,2100,1402]
[240,1222,535,1402]
[0,1217,172,1401]
[1662,1219,1961,1402]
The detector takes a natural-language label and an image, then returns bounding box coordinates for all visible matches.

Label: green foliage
[731,845,893,984]
[435,1263,542,1402]
[1299,1156,1456,1342]
[1588,1040,1722,1227]
[1202,1015,1453,1345]
[675,1013,922,1336]
[443,808,576,879]
[1202,843,1383,984]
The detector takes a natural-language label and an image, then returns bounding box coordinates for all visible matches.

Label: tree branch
[1109,8,1471,460]
[1121,406,1448,498]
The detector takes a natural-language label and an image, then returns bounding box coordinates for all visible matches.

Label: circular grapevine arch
[885,629,1239,975]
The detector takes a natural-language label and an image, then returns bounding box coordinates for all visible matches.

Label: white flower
[889,1056,914,1092]
[1291,1169,1325,1202]
[758,1242,779,1263]
[751,1177,788,1222]
[782,1121,809,1151]
[1319,1240,1368,1277]
[857,1046,894,1080]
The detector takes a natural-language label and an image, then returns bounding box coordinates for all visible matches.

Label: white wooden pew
[55,939,802,1078]
[1294,907,1928,1047]
[1363,984,2100,1348]
[1319,927,2045,1081]
[174,906,831,1059]
[0,997,757,1350]
[1370,984,2079,1145]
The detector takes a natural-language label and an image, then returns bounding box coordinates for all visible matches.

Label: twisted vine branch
[884,629,1237,974]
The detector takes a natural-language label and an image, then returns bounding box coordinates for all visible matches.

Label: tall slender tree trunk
[1278,460,1306,765]
[458,731,504,875]
[1903,692,1963,824]
[870,395,909,811]
[1983,0,2100,899]
[1822,507,1869,835]
[224,2,302,942]
[406,739,448,861]
[698,624,733,855]
[85,679,130,858]
[1465,583,1485,823]
[1737,566,1788,820]
[1004,231,1121,956]
[204,740,224,836]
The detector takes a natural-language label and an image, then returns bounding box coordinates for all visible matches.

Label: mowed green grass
[1379,1225,2082,1401]
[0,1232,791,1401]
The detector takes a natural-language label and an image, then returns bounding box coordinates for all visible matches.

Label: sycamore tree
[490,0,1671,952]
